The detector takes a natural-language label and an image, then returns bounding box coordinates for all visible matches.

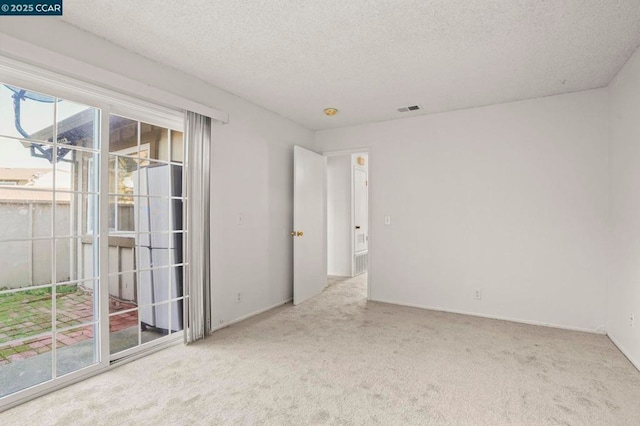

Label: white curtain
[184,111,212,343]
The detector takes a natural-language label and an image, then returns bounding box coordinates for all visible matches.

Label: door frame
[322,147,372,301]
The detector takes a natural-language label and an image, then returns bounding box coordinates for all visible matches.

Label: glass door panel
[0,83,100,398]
[108,115,185,356]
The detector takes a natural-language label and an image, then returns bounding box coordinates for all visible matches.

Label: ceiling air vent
[397,105,422,113]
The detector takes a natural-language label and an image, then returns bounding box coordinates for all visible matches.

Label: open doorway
[291,146,370,305]
[326,151,369,299]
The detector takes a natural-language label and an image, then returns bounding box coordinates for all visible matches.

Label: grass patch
[0,348,16,358]
[22,285,76,297]
[0,285,78,299]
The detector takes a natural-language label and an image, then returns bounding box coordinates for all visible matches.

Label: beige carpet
[2,274,640,425]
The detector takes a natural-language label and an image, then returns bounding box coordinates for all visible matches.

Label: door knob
[296,231,304,237]
[355,226,361,229]
[291,231,296,236]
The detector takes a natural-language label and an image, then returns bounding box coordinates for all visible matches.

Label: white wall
[316,89,610,332]
[0,19,315,328]
[608,46,640,368]
[327,155,352,276]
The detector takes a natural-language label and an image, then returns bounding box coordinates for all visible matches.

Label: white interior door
[293,146,327,305]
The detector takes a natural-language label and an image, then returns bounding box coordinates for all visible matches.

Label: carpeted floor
[2,273,640,425]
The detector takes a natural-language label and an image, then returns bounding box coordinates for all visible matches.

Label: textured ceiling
[61,1,640,130]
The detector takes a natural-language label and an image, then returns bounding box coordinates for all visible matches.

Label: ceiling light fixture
[324,108,338,116]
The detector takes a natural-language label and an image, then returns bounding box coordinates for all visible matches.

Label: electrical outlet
[474,289,482,300]
[384,216,391,225]
[236,292,242,303]
[631,313,635,327]
[236,214,244,226]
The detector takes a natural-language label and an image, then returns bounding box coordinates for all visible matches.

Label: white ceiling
[61,1,640,130]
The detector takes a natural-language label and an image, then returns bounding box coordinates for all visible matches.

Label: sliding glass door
[0,84,100,397]
[0,78,185,403]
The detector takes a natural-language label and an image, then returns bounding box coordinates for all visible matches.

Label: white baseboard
[607,333,640,372]
[210,298,292,333]
[370,298,607,335]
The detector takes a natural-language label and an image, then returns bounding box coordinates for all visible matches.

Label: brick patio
[0,287,138,364]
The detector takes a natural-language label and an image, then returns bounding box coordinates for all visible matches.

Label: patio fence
[0,200,71,289]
